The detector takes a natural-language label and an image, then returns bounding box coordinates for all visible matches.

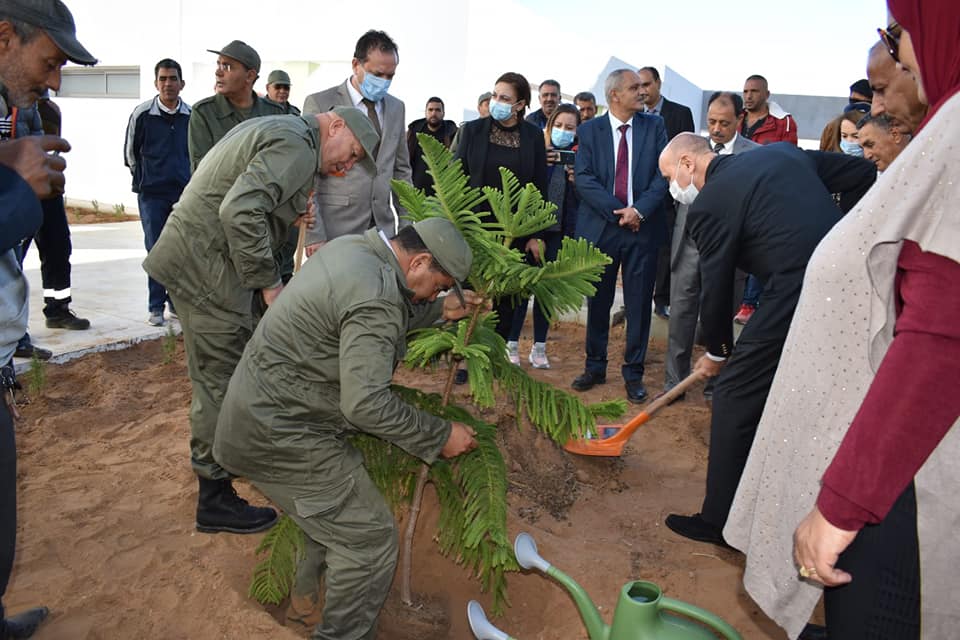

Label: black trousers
[825,483,921,639]
[700,271,803,527]
[19,196,72,316]
[0,400,16,625]
[653,204,676,308]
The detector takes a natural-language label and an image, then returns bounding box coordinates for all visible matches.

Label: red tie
[615,123,629,206]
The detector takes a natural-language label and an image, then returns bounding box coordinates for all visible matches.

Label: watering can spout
[467,601,515,640]
[513,533,609,640]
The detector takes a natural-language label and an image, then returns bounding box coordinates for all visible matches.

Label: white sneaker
[528,342,550,369]
[148,311,165,326]
[506,341,520,365]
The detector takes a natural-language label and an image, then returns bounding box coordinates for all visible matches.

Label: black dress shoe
[13,344,52,360]
[571,370,606,391]
[665,513,734,549]
[2,606,49,638]
[654,304,670,319]
[453,368,468,385]
[625,381,648,404]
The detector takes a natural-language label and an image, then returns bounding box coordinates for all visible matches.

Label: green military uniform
[187,91,285,171]
[144,114,322,480]
[214,228,456,640]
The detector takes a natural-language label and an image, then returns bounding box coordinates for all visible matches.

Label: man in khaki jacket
[214,218,480,640]
[143,107,379,535]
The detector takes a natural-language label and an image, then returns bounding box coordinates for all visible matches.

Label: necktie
[615,124,629,206]
[361,98,381,159]
[714,142,724,153]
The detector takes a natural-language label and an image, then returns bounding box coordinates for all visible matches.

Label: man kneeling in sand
[214,218,481,639]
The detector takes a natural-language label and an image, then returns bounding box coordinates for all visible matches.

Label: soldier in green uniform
[188,40,285,171]
[214,218,481,640]
[144,107,379,535]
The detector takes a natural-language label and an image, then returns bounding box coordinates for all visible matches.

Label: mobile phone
[556,150,576,165]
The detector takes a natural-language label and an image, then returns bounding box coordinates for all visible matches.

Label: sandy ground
[6,321,797,639]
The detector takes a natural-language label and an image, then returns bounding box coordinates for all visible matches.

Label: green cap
[267,69,291,86]
[208,40,261,73]
[330,106,379,175]
[413,218,473,305]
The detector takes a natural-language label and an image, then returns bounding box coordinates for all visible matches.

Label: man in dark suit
[658,134,876,546]
[571,68,668,404]
[640,66,694,319]
[662,92,759,399]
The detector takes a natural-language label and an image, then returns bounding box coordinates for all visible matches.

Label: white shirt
[608,111,634,205]
[346,77,383,126]
[711,132,739,155]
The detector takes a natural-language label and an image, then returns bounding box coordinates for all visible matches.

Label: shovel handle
[604,371,705,444]
[294,221,307,274]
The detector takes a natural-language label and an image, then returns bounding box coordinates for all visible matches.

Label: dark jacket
[125,96,192,198]
[653,97,695,216]
[454,116,547,196]
[525,109,548,130]
[406,118,458,192]
[573,112,668,251]
[688,143,876,357]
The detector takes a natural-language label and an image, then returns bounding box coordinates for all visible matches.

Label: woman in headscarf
[722,2,960,638]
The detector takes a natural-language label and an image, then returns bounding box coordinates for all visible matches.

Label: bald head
[867,40,926,135]
[659,133,714,191]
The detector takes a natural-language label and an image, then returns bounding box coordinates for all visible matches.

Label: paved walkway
[14,221,179,372]
[14,220,666,372]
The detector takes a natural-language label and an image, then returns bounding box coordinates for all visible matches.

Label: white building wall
[57,0,716,209]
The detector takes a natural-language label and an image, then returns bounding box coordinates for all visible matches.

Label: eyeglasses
[877,24,900,64]
[272,84,290,91]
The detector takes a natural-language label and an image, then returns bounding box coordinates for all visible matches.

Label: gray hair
[0,16,40,43]
[604,69,634,103]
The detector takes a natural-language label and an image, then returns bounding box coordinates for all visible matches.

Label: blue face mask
[489,99,514,122]
[839,139,863,157]
[359,69,391,102]
[551,127,575,148]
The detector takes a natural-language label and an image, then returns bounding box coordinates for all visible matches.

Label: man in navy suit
[571,68,668,403]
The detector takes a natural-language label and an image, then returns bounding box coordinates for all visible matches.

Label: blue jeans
[741,274,763,307]
[139,194,177,313]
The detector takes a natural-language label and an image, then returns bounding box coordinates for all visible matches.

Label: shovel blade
[562,424,628,457]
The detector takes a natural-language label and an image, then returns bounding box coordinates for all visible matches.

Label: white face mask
[669,159,699,205]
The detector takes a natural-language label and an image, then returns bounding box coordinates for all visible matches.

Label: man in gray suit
[662,91,759,399]
[302,30,412,255]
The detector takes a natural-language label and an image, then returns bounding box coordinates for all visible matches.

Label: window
[57,66,140,98]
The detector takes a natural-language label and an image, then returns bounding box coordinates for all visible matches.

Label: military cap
[208,40,261,73]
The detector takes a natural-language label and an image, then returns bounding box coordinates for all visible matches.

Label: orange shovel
[563,372,704,457]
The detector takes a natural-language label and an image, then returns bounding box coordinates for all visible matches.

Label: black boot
[43,299,90,330]
[1,606,49,639]
[196,477,278,534]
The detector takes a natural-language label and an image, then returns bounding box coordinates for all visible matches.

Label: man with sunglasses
[866,35,927,136]
[213,218,482,640]
[264,69,300,115]
[188,40,284,171]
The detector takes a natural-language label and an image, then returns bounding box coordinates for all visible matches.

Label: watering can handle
[660,597,743,640]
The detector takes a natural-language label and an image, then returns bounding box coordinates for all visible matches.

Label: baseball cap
[412,217,473,305]
[330,106,379,175]
[2,0,97,65]
[477,91,492,105]
[207,40,260,73]
[267,70,290,86]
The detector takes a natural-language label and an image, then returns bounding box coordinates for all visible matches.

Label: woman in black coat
[454,72,547,378]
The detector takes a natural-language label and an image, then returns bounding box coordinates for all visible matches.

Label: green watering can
[467,533,742,640]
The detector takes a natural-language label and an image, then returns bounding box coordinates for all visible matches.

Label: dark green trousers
[256,465,398,640]
[170,293,252,480]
